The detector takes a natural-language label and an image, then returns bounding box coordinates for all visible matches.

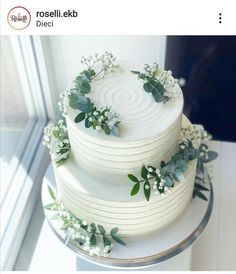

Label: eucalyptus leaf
[103,236,111,247]
[85,117,92,128]
[74,112,86,123]
[103,124,111,135]
[173,168,185,183]
[44,203,56,210]
[98,225,106,235]
[163,176,173,187]
[176,159,188,172]
[110,227,118,235]
[111,126,119,137]
[111,235,126,246]
[90,223,97,233]
[90,234,97,246]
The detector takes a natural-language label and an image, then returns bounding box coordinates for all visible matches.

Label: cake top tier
[67,61,183,142]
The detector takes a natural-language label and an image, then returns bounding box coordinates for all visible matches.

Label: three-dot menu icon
[219,13,222,24]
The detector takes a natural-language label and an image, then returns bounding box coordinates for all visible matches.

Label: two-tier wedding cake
[44,52,217,255]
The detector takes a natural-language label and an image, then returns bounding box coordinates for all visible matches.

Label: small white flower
[155,168,160,174]
[147,174,152,179]
[93,111,98,116]
[96,126,101,131]
[148,167,153,173]
[180,145,185,150]
[145,184,150,190]
[89,117,93,122]
[164,186,169,192]
[82,220,87,226]
[154,190,159,195]
[153,185,157,190]
[153,180,158,185]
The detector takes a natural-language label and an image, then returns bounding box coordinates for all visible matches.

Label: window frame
[1,36,54,270]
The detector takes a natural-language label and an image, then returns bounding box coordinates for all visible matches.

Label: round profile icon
[7,6,31,30]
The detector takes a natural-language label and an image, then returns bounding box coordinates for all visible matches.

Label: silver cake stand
[42,164,213,270]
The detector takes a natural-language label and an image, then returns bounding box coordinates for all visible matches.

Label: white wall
[46,35,166,95]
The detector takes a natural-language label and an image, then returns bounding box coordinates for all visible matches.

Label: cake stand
[42,164,213,271]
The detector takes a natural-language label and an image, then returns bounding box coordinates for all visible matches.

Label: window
[0,36,50,270]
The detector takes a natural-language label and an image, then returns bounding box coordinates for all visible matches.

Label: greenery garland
[132,63,180,103]
[128,126,218,201]
[45,185,126,256]
[64,52,121,136]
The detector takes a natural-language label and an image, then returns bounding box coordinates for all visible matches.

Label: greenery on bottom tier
[44,185,126,256]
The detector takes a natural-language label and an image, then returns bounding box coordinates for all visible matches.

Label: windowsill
[14,141,236,271]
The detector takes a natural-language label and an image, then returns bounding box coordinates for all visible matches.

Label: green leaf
[85,102,94,113]
[173,168,185,183]
[110,227,118,235]
[141,165,148,179]
[194,183,209,191]
[85,117,92,128]
[98,225,106,235]
[77,97,92,112]
[202,151,218,163]
[131,183,140,196]
[144,180,151,201]
[176,159,188,172]
[193,189,208,201]
[69,93,79,109]
[111,235,126,246]
[128,174,139,183]
[160,161,166,168]
[131,70,140,75]
[143,82,154,93]
[52,130,61,139]
[90,223,97,233]
[111,126,119,137]
[48,185,56,200]
[75,77,91,94]
[189,148,200,160]
[74,112,86,123]
[103,236,111,246]
[90,234,97,246]
[103,124,111,135]
[44,203,56,210]
[163,176,173,187]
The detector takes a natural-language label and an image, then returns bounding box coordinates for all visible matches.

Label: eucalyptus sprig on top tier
[67,52,121,136]
[132,63,180,103]
[128,125,218,201]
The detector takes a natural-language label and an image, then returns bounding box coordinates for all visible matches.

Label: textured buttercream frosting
[66,62,183,183]
[54,115,197,237]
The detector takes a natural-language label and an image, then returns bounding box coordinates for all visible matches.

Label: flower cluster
[45,185,126,256]
[43,119,71,164]
[74,105,121,136]
[181,125,211,149]
[81,52,119,80]
[58,92,69,117]
[132,63,180,104]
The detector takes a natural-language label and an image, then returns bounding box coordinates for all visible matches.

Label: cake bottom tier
[54,157,197,237]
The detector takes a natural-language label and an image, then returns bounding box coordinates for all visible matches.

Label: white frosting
[66,62,183,183]
[54,115,197,237]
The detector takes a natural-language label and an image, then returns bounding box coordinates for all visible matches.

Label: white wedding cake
[51,60,198,237]
[44,53,217,255]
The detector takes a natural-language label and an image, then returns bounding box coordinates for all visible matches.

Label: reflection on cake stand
[42,164,213,271]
